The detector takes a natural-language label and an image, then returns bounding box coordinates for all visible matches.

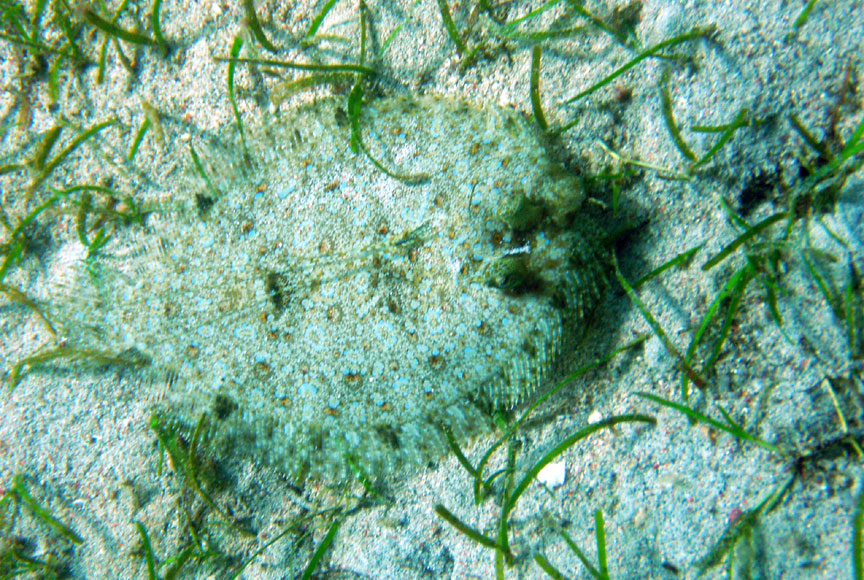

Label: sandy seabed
[1,0,863,578]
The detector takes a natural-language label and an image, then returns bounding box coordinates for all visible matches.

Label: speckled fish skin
[58,94,606,479]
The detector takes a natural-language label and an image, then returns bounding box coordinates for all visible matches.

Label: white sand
[1,0,862,578]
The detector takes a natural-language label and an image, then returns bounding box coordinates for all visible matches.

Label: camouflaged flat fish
[48,94,607,479]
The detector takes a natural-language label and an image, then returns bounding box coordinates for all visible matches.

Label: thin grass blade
[434,504,500,551]
[150,0,168,54]
[437,0,466,55]
[305,0,339,38]
[13,476,83,544]
[635,392,780,454]
[300,518,341,580]
[81,7,155,46]
[214,56,375,76]
[702,212,788,271]
[134,521,158,580]
[243,0,276,51]
[530,45,549,131]
[502,414,655,523]
[565,26,713,103]
[594,510,609,579]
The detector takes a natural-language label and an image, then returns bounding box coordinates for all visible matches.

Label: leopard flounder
[55,94,606,478]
